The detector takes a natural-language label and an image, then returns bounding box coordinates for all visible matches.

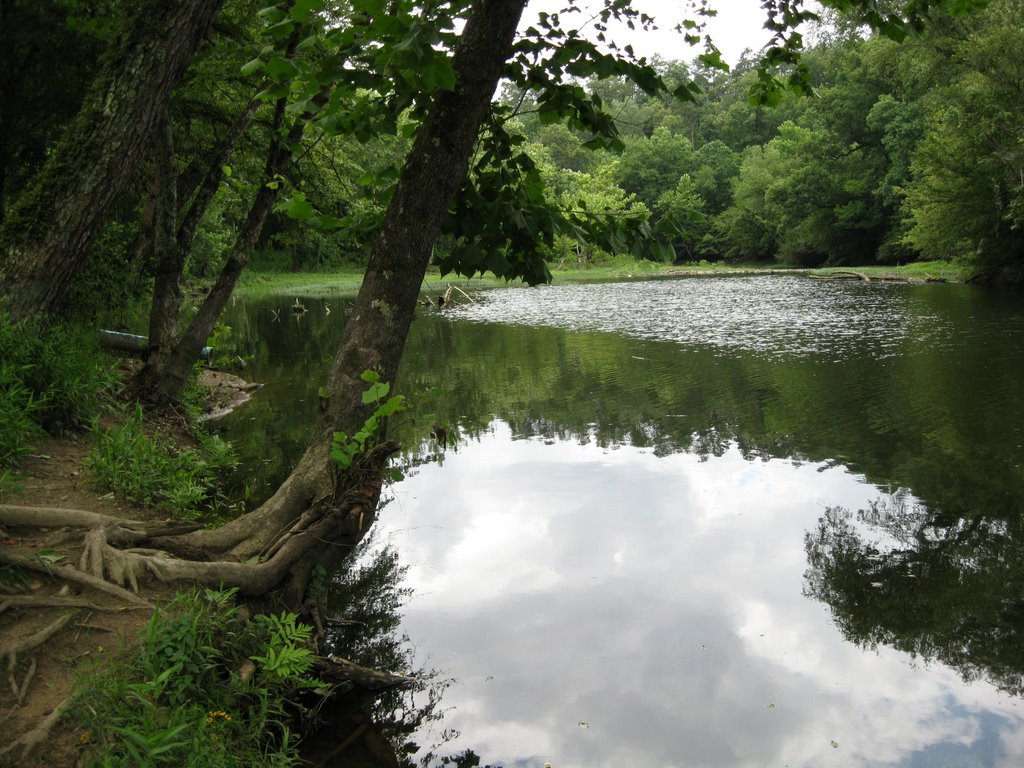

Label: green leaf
[376,395,407,417]
[289,0,321,22]
[257,5,286,21]
[362,380,390,404]
[278,192,315,220]
[240,57,265,76]
[265,56,299,81]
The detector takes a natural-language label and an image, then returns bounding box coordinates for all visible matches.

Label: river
[219,275,1024,767]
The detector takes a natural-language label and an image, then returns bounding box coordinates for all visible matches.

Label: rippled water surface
[220,276,1024,767]
[446,276,963,359]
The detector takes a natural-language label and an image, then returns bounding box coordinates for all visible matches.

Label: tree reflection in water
[805,495,1024,696]
[298,532,502,767]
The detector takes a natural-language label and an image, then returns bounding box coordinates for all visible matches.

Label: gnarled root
[0,694,73,760]
[0,441,398,602]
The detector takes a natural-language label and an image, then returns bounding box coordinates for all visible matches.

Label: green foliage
[86,405,238,518]
[330,370,407,471]
[0,318,115,494]
[0,318,116,434]
[0,364,44,494]
[901,0,1024,281]
[73,588,314,767]
[250,613,315,681]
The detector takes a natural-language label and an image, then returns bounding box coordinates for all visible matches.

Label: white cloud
[373,423,1024,767]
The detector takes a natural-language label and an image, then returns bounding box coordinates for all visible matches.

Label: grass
[85,405,239,519]
[0,318,117,495]
[71,588,317,768]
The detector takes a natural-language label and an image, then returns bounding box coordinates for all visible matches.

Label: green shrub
[86,405,238,518]
[73,588,316,767]
[0,318,115,494]
[0,317,115,432]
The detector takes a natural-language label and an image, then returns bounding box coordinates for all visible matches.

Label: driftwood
[807,270,871,281]
[313,656,416,691]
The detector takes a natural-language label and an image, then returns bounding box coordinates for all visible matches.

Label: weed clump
[72,588,319,767]
[0,317,116,494]
[86,405,238,519]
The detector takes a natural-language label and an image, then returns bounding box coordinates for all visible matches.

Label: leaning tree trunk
[166,0,529,588]
[137,97,261,380]
[145,115,182,368]
[133,88,324,405]
[0,0,224,323]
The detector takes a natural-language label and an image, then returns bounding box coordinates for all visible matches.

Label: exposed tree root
[13,656,37,705]
[0,694,74,760]
[0,595,123,615]
[0,550,150,606]
[0,504,202,538]
[0,442,397,608]
[2,612,78,662]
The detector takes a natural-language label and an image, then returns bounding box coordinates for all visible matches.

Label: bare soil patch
[0,371,260,764]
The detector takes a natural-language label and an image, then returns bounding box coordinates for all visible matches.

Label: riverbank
[0,367,292,764]
[236,259,966,297]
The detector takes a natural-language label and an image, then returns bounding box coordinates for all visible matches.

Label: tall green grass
[86,405,238,519]
[0,317,116,494]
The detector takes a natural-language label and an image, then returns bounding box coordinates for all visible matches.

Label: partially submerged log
[313,655,416,691]
[99,329,213,360]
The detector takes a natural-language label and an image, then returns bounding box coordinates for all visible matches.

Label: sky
[523,0,779,66]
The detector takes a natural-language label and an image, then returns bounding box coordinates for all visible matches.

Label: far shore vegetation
[236,259,968,298]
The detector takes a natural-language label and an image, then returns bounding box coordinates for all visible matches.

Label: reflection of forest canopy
[805,500,1024,696]
[222,287,1023,527]
[392,301,1023,523]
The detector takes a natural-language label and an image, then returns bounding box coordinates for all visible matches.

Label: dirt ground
[0,370,258,765]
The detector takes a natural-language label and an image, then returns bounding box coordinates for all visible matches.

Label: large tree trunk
[0,0,224,323]
[170,0,529,583]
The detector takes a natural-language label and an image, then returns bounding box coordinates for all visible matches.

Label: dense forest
[1,0,1021,334]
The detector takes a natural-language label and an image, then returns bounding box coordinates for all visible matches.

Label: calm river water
[219,275,1024,768]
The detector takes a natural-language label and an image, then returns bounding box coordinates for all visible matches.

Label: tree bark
[146,115,182,365]
[0,0,224,323]
[134,89,323,405]
[133,96,261,386]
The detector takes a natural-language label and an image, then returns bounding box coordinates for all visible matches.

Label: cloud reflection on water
[371,421,1024,768]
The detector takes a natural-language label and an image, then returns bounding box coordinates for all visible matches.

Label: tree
[0,0,537,608]
[806,500,1024,695]
[901,0,1024,281]
[0,0,225,322]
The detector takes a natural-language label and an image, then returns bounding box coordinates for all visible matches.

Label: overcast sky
[524,0,779,66]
